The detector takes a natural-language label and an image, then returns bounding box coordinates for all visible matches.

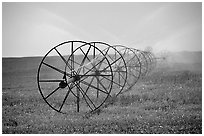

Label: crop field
[2,52,202,134]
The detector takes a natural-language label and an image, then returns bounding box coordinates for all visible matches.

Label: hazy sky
[2,2,202,57]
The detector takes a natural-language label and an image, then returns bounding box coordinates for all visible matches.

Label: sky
[2,2,202,57]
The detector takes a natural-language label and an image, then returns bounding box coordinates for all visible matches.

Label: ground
[2,56,202,134]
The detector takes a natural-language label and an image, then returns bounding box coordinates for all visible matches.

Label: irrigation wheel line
[37,41,114,114]
[37,40,158,114]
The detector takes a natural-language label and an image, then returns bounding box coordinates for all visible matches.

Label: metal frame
[37,40,158,114]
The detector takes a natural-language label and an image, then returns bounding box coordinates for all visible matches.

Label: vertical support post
[93,43,99,98]
[83,66,85,74]
[70,45,72,77]
[76,82,80,112]
[93,43,96,59]
[118,68,120,86]
[97,77,99,98]
[71,42,80,112]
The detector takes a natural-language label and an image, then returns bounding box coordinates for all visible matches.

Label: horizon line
[2,50,202,59]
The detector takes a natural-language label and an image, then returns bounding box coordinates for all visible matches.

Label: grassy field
[2,54,202,134]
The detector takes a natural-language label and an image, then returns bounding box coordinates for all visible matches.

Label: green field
[2,52,202,134]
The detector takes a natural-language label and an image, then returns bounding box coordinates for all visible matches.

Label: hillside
[2,51,202,74]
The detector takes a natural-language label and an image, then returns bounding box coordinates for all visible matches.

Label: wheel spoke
[42,62,71,77]
[80,80,110,94]
[102,56,122,71]
[126,80,132,87]
[97,69,125,87]
[58,87,71,112]
[79,45,92,62]
[67,83,80,98]
[118,72,127,82]
[76,83,96,108]
[125,55,138,65]
[55,48,73,73]
[54,48,67,64]
[39,79,64,82]
[95,76,109,92]
[83,76,95,96]
[79,74,112,77]
[77,45,92,74]
[45,87,60,99]
[81,56,107,76]
[129,73,140,80]
[75,83,96,110]
[68,58,91,73]
[103,46,111,57]
[96,47,110,69]
[102,75,123,88]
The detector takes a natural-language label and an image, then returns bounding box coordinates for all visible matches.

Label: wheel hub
[59,81,67,88]
[73,75,81,82]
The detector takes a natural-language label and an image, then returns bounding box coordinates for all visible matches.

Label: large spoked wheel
[134,49,149,77]
[143,51,153,75]
[143,51,155,75]
[37,41,113,114]
[148,52,157,70]
[88,42,128,97]
[114,45,141,94]
[65,43,114,113]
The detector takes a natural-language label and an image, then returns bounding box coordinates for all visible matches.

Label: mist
[155,50,202,72]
